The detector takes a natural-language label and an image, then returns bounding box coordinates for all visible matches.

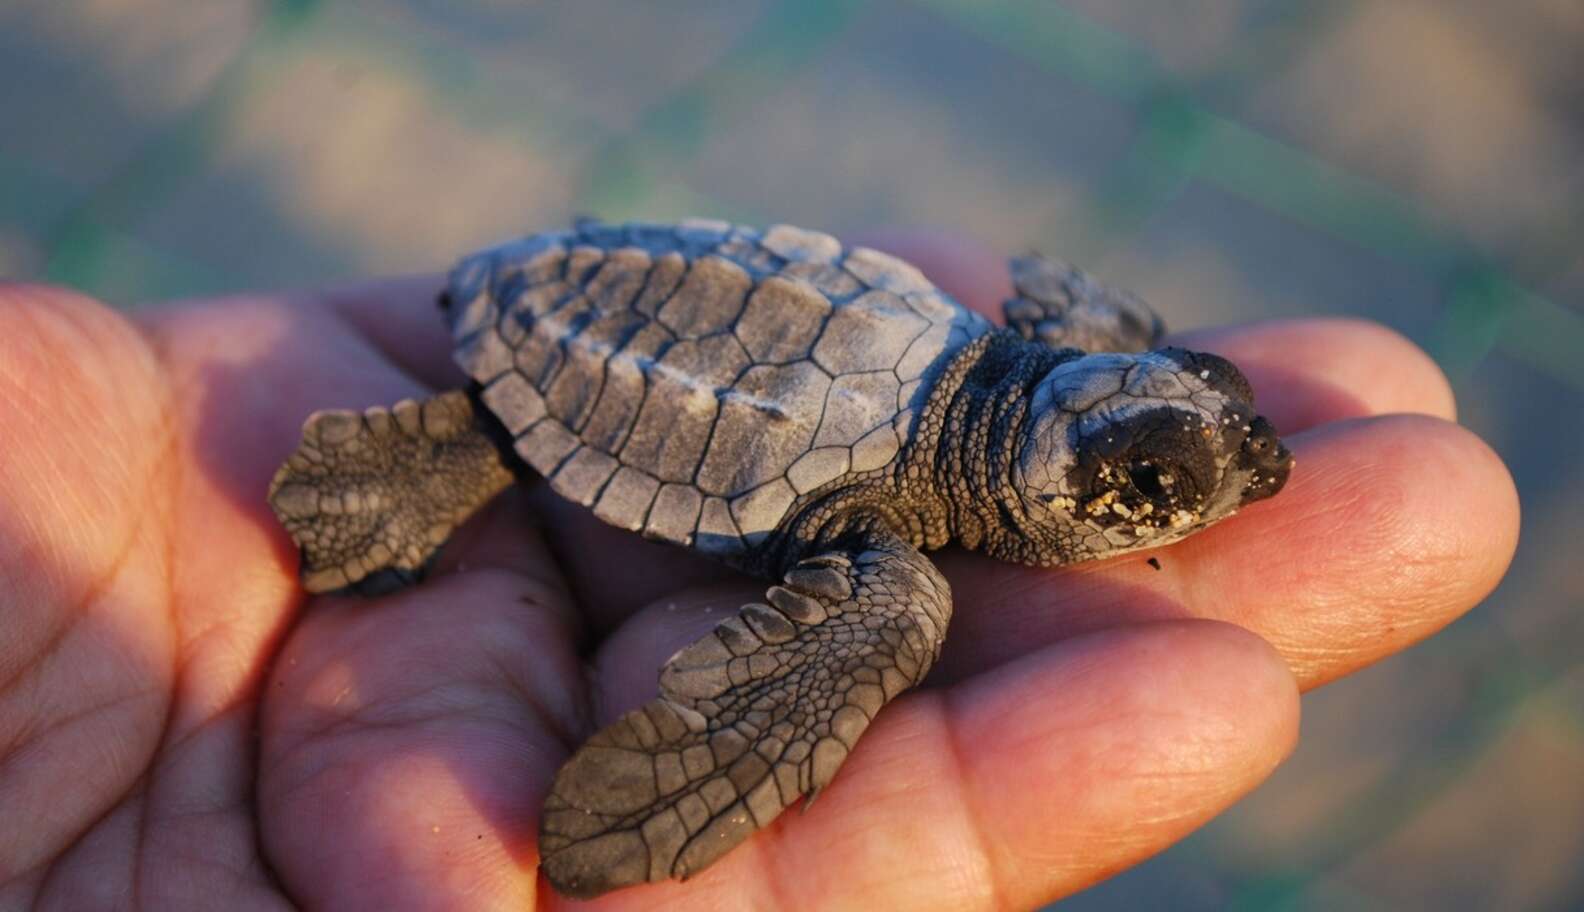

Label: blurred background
[2,0,1580,907]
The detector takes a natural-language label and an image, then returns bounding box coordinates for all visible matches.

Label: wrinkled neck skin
[775,330,1289,574]
[924,332,1078,562]
[917,332,1288,567]
[769,331,1069,572]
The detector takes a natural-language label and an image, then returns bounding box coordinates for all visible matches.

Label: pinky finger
[601,619,1298,911]
[918,620,1299,908]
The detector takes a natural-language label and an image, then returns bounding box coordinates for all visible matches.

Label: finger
[1174,318,1457,430]
[865,232,1458,432]
[939,414,1520,689]
[258,569,586,912]
[145,292,551,602]
[304,275,463,392]
[0,283,173,666]
[577,619,1297,910]
[0,284,176,873]
[428,487,589,636]
[856,229,1012,317]
[587,582,764,724]
[138,295,426,609]
[524,487,748,632]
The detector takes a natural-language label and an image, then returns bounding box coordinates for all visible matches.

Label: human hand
[0,236,1516,910]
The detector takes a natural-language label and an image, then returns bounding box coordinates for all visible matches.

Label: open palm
[0,237,1517,910]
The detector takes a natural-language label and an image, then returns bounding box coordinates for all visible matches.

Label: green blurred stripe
[1496,285,1584,391]
[913,0,1462,267]
[46,222,233,304]
[305,3,607,151]
[1195,120,1451,268]
[577,0,868,213]
[1224,640,1573,908]
[1072,92,1209,256]
[910,0,1159,100]
[40,0,320,294]
[0,154,80,238]
[911,0,1584,393]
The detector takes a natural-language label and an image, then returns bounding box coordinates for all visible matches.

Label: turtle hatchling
[268,219,1295,898]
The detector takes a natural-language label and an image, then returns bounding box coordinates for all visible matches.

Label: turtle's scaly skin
[268,220,1294,898]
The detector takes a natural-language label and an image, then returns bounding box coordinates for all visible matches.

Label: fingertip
[1190,413,1518,688]
[0,279,102,309]
[1368,414,1519,612]
[854,228,1012,318]
[939,620,1299,907]
[1298,414,1517,597]
[1162,619,1301,761]
[0,281,148,374]
[959,619,1299,772]
[309,273,463,391]
[1176,318,1458,431]
[259,566,589,911]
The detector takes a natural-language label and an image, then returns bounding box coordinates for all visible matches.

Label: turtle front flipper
[1003,252,1165,352]
[267,390,516,594]
[538,532,953,898]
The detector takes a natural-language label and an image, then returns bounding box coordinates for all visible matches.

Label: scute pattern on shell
[445,221,991,555]
[269,217,1295,899]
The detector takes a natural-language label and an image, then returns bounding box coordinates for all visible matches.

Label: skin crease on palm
[0,232,1517,911]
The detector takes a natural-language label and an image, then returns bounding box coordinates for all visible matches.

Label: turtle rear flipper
[538,531,952,897]
[267,390,516,594]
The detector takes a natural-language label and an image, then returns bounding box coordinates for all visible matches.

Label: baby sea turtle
[268,219,1294,898]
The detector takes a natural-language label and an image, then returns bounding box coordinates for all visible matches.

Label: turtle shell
[443,220,991,557]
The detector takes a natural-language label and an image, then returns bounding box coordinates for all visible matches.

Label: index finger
[935,412,1518,690]
[304,274,461,391]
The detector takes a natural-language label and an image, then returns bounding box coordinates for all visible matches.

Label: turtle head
[1013,348,1293,565]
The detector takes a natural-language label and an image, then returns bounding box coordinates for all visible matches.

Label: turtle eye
[1127,460,1171,500]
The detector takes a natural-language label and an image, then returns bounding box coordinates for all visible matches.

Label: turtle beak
[1235,415,1293,506]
